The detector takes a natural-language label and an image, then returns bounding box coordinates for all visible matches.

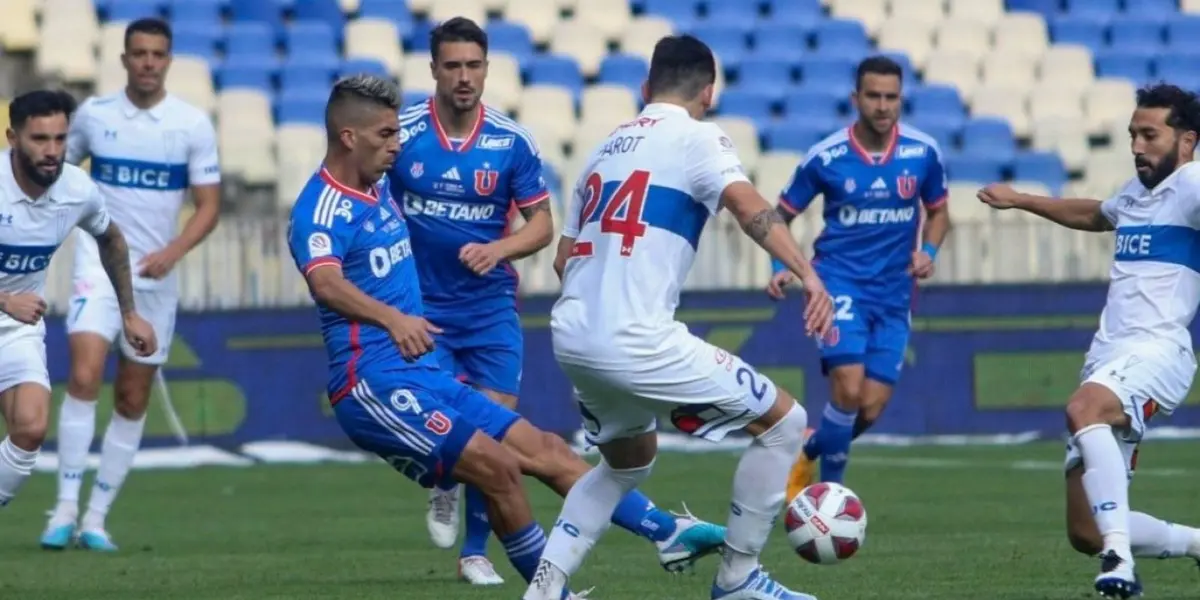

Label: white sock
[717,403,807,590]
[528,459,652,599]
[1076,424,1132,559]
[55,394,96,518]
[0,436,40,507]
[83,412,145,530]
[1130,511,1200,559]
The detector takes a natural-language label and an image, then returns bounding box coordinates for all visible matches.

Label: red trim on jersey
[515,190,550,209]
[777,196,801,214]
[303,257,342,275]
[329,323,363,406]
[320,167,379,205]
[847,125,898,166]
[429,98,484,152]
[924,194,948,210]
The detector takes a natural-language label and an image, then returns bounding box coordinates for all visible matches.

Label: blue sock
[816,403,857,484]
[460,485,491,558]
[610,490,677,542]
[499,522,547,583]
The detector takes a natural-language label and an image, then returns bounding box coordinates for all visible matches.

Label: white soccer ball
[783,482,867,565]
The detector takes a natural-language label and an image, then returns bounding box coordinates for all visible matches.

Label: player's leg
[0,332,53,510]
[788,295,869,495]
[78,291,175,551]
[425,330,463,550]
[44,289,118,549]
[1069,346,1195,598]
[853,304,909,440]
[1065,424,1200,561]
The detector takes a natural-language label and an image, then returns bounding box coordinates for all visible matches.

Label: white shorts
[0,327,49,393]
[66,281,177,366]
[556,331,779,445]
[1062,341,1196,476]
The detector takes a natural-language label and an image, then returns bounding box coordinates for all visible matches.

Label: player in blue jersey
[765,56,953,497]
[290,74,723,594]
[388,18,722,585]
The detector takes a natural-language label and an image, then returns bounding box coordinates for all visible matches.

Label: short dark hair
[9,90,77,130]
[1136,83,1200,135]
[430,17,487,60]
[125,17,172,51]
[647,35,716,100]
[855,56,903,90]
[324,74,401,138]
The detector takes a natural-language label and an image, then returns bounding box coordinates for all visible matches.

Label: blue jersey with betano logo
[774,124,948,308]
[287,167,438,404]
[388,99,549,320]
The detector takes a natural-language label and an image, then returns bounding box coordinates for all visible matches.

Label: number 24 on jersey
[571,169,651,258]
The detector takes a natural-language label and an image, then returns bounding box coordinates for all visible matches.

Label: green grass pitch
[2,442,1200,599]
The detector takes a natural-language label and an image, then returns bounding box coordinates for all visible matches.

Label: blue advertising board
[31,283,1200,448]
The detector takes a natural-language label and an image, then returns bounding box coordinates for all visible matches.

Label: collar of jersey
[0,149,54,203]
[319,166,378,205]
[642,102,689,117]
[119,90,167,120]
[847,124,899,166]
[429,99,484,152]
[1141,161,1200,195]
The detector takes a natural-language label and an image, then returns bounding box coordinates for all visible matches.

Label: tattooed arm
[721,181,818,282]
[492,198,555,261]
[93,221,137,315]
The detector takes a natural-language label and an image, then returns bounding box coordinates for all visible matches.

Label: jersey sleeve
[187,115,221,187]
[78,180,112,236]
[559,170,590,239]
[288,202,358,276]
[65,99,91,165]
[778,153,821,215]
[922,144,949,209]
[684,122,751,214]
[510,134,551,209]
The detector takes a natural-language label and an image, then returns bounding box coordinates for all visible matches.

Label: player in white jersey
[523,36,834,600]
[41,18,221,552]
[979,83,1200,599]
[0,90,156,513]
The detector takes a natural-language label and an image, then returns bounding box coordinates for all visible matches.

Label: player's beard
[1136,142,1180,189]
[14,144,63,188]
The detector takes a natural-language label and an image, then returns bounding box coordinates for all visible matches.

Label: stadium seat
[906,115,960,150]
[284,21,339,60]
[992,11,1049,62]
[814,19,871,55]
[1031,117,1090,172]
[580,85,639,127]
[487,21,536,64]
[947,0,1004,25]
[1127,0,1180,16]
[782,89,841,122]
[767,0,823,29]
[229,0,285,28]
[619,16,676,60]
[1083,78,1137,135]
[934,18,991,61]
[481,53,523,112]
[1109,18,1165,52]
[429,0,488,27]
[980,53,1037,89]
[716,89,774,129]
[689,23,749,71]
[1184,0,1200,14]
[37,5,100,83]
[753,150,802,203]
[1094,50,1153,84]
[752,23,811,65]
[597,54,649,91]
[799,56,857,92]
[946,155,1004,184]
[875,18,935,68]
[168,0,222,25]
[344,19,404,77]
[1050,15,1106,52]
[1065,0,1119,20]
[971,85,1030,138]
[107,0,163,22]
[165,56,216,112]
[923,52,980,101]
[526,54,585,96]
[1038,45,1095,89]
[738,57,795,98]
[518,85,578,144]
[357,0,414,36]
[226,22,277,58]
[1007,0,1059,18]
[829,0,888,36]
[1013,151,1067,192]
[400,54,435,94]
[293,0,346,33]
[908,84,965,118]
[217,62,276,93]
[642,0,700,29]
[0,0,38,52]
[763,120,831,153]
[549,20,610,77]
[961,118,1016,158]
[277,95,328,126]
[574,0,634,39]
[505,0,563,44]
[173,27,222,64]
[1154,55,1200,91]
[891,0,948,28]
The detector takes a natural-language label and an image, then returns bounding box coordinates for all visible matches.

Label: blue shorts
[430,309,523,396]
[333,367,521,489]
[818,280,911,386]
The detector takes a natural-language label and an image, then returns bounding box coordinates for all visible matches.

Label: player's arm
[79,187,135,315]
[141,118,222,279]
[911,145,953,278]
[488,140,555,261]
[552,167,591,282]
[977,184,1113,232]
[768,157,821,278]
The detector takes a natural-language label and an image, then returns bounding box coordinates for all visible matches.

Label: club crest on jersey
[474,169,499,196]
[896,174,918,200]
[410,161,424,178]
[844,178,856,193]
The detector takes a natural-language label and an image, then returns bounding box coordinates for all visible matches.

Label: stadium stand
[0,0,1183,306]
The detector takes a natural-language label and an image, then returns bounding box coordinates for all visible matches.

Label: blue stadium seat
[284,21,338,59]
[642,0,699,29]
[782,89,840,121]
[766,0,823,29]
[107,0,164,22]
[739,58,796,97]
[1013,151,1067,191]
[881,52,919,88]
[1166,16,1200,48]
[689,24,749,70]
[908,84,966,118]
[706,0,763,22]
[1154,55,1200,91]
[526,55,585,95]
[340,58,390,80]
[1005,0,1059,19]
[597,54,649,90]
[799,56,856,88]
[1108,18,1164,50]
[814,19,870,54]
[961,118,1016,158]
[173,28,221,63]
[763,120,832,153]
[217,62,275,93]
[945,155,1005,183]
[716,89,775,125]
[229,0,284,28]
[1126,0,1179,16]
[225,23,277,57]
[406,19,435,52]
[1095,50,1154,82]
[487,22,535,64]
[1050,16,1107,51]
[292,0,344,33]
[1065,0,1119,19]
[280,62,336,92]
[358,0,414,35]
[168,0,221,25]
[752,24,809,63]
[277,95,329,125]
[905,115,960,151]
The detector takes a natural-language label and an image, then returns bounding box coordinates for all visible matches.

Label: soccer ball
[783,482,867,565]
